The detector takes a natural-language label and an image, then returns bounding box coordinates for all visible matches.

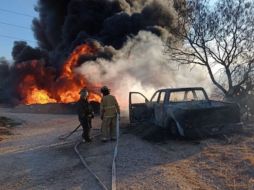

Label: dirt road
[0,108,108,190]
[0,107,254,190]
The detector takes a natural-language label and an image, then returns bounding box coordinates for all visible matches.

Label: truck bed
[169,100,231,110]
[168,101,241,137]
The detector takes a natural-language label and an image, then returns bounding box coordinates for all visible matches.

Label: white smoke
[77,31,212,113]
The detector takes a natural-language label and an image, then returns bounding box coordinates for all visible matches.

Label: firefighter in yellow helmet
[100,86,120,142]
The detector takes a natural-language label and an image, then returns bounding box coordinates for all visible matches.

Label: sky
[0,0,218,61]
[0,0,38,61]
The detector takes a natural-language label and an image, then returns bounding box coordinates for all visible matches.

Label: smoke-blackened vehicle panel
[129,87,243,138]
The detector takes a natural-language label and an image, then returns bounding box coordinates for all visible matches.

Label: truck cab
[129,87,241,137]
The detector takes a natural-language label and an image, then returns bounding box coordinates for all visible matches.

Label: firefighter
[77,88,94,142]
[100,86,120,142]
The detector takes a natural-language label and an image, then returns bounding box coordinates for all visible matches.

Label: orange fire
[18,43,101,105]
[26,88,57,104]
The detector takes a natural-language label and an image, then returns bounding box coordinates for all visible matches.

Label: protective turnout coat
[78,98,93,120]
[100,95,120,118]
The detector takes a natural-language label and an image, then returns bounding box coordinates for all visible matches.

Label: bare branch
[166,0,254,96]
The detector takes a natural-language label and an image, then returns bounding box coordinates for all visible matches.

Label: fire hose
[74,139,108,190]
[112,113,120,190]
[58,114,120,190]
[59,124,108,189]
[58,124,81,140]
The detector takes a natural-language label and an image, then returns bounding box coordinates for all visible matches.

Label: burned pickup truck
[129,87,243,138]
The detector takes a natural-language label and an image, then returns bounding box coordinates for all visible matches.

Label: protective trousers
[80,117,91,140]
[101,116,116,140]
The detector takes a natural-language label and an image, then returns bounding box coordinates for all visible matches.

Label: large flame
[17,44,101,105]
[26,88,57,104]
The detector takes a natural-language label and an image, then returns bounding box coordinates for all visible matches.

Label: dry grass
[244,156,254,166]
[190,132,254,190]
[129,121,254,189]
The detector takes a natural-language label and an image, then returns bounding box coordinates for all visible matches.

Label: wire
[0,34,36,44]
[0,8,34,18]
[0,21,31,30]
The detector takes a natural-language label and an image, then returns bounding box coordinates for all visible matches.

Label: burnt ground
[0,105,254,190]
[0,116,23,141]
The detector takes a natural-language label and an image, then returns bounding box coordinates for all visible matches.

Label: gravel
[1,106,253,190]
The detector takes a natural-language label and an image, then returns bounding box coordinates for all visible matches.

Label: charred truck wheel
[167,119,180,137]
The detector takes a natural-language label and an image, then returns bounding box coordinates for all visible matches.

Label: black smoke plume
[0,0,185,104]
[32,0,181,66]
